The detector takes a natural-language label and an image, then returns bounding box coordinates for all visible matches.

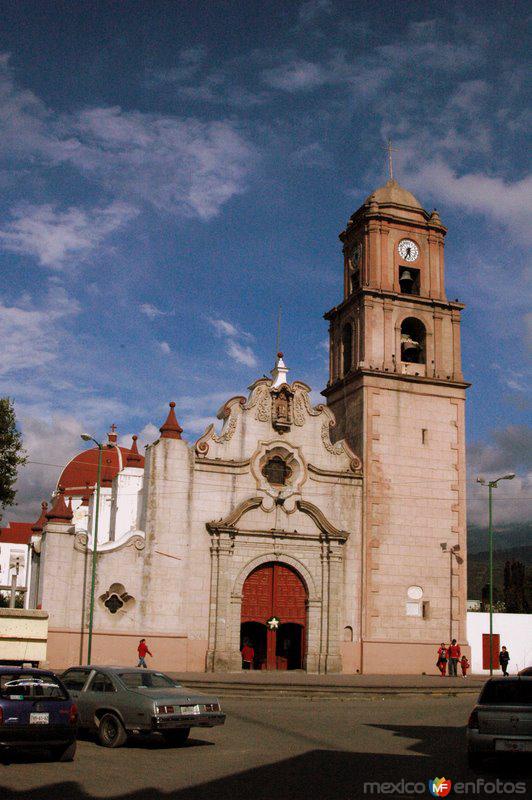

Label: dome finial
[159,402,183,439]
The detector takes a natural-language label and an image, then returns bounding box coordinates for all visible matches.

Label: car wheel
[162,728,190,746]
[467,751,485,770]
[51,741,77,762]
[98,713,127,748]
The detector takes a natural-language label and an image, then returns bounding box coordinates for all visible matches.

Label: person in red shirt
[436,643,448,677]
[241,641,254,670]
[460,655,470,677]
[137,638,153,668]
[448,639,461,676]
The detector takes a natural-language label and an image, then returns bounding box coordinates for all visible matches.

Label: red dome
[57,439,145,498]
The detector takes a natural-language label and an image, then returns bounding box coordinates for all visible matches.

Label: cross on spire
[110,423,117,433]
[385,138,398,181]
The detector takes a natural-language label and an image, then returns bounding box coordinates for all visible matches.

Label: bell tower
[323,178,470,673]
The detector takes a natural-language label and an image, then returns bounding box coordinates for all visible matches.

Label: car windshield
[0,673,68,701]
[480,680,532,705]
[117,671,177,689]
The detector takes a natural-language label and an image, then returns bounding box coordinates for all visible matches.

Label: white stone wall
[467,612,532,675]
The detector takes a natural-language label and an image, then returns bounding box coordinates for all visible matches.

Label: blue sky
[0,0,530,525]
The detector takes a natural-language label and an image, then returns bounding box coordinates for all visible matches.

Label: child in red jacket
[460,655,470,677]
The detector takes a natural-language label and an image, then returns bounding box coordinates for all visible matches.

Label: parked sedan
[61,666,225,748]
[467,676,532,767]
[0,667,78,761]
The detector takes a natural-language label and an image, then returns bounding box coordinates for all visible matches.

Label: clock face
[398,239,419,262]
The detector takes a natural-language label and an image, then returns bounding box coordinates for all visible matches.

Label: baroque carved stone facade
[34,180,469,674]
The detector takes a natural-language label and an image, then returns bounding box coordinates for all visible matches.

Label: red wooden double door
[241,562,307,670]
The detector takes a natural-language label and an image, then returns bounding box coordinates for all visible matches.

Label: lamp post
[476,473,515,675]
[81,433,103,665]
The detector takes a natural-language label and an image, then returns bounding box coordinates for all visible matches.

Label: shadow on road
[0,723,529,800]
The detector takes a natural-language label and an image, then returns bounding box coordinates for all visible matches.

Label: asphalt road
[1,693,529,800]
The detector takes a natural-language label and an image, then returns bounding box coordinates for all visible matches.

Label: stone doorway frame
[235,555,317,672]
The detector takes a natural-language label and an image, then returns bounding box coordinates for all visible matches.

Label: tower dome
[365,179,422,209]
[57,427,145,499]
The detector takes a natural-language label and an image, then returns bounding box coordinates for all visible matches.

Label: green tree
[0,398,27,523]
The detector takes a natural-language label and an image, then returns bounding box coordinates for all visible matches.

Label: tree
[504,560,530,614]
[0,398,27,523]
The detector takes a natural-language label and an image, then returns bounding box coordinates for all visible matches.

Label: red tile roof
[0,522,33,545]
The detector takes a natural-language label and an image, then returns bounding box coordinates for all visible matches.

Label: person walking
[137,638,153,668]
[460,654,470,677]
[436,643,448,677]
[499,646,510,676]
[241,640,254,670]
[448,639,461,676]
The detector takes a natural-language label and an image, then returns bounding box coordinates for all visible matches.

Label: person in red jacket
[137,638,153,668]
[241,641,255,670]
[448,639,461,676]
[460,654,470,677]
[436,643,448,677]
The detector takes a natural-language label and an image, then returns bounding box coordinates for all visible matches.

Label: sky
[0,0,530,528]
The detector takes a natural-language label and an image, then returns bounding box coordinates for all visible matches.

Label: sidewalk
[168,671,486,696]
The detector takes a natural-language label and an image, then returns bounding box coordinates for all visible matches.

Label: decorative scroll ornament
[292,392,305,426]
[321,420,345,455]
[73,531,145,553]
[195,396,245,455]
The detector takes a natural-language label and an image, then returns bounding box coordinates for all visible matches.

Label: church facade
[33,179,469,674]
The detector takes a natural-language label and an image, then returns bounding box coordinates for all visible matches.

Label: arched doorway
[241,562,307,670]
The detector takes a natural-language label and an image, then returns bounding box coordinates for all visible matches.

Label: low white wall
[467,612,532,675]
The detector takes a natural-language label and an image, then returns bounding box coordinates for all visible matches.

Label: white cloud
[226,340,257,368]
[208,317,257,367]
[467,425,532,525]
[209,318,240,338]
[0,286,80,375]
[297,0,333,24]
[0,55,255,222]
[405,161,532,245]
[158,341,171,354]
[10,414,84,522]
[0,201,137,268]
[140,302,168,319]
[262,60,327,92]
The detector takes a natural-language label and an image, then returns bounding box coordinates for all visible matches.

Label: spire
[159,402,183,440]
[31,501,48,533]
[81,484,91,507]
[107,423,118,444]
[270,352,289,388]
[126,434,142,465]
[45,487,73,523]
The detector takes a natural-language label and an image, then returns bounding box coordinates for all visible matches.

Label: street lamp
[80,433,103,665]
[476,473,515,675]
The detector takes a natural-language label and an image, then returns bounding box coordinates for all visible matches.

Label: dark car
[0,667,78,761]
[61,666,225,748]
[518,667,532,676]
[467,677,532,767]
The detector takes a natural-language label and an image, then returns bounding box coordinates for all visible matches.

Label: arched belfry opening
[342,323,353,376]
[240,562,307,670]
[400,317,426,364]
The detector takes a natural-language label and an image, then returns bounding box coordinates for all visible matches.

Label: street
[1,693,530,800]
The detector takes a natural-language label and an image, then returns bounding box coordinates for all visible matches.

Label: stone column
[451,310,463,381]
[207,532,236,672]
[305,599,321,673]
[318,537,330,673]
[325,545,344,673]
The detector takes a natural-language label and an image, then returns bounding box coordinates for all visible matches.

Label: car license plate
[495,739,530,752]
[181,705,200,715]
[30,713,49,724]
